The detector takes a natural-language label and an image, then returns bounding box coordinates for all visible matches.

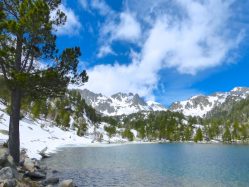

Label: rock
[23,158,35,172]
[59,179,74,187]
[38,147,50,159]
[0,150,7,168]
[24,171,46,180]
[0,149,15,169]
[0,179,16,187]
[0,130,8,136]
[20,149,28,165]
[17,166,26,174]
[0,167,18,180]
[52,170,58,174]
[32,159,41,170]
[6,155,14,168]
[42,177,59,185]
[19,160,24,167]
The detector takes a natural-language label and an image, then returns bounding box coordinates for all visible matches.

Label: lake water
[43,143,249,187]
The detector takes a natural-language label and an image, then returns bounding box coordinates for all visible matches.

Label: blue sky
[54,0,249,106]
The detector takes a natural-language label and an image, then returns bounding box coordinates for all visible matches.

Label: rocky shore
[0,147,76,187]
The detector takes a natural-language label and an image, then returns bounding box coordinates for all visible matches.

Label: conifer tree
[0,0,88,163]
[194,128,203,142]
[222,127,232,143]
[232,120,240,140]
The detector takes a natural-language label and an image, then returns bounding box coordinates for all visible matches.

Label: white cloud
[139,0,243,75]
[78,0,113,16]
[97,45,116,58]
[91,0,112,16]
[97,12,141,57]
[101,12,141,43]
[85,61,157,100]
[78,1,141,53]
[53,4,81,36]
[112,12,141,41]
[84,0,243,100]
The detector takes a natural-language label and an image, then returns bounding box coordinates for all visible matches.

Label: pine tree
[138,126,146,139]
[104,125,116,139]
[240,125,248,142]
[222,127,232,143]
[31,101,40,119]
[194,128,203,142]
[232,120,240,140]
[184,126,192,141]
[122,128,134,141]
[0,0,88,163]
[75,117,87,136]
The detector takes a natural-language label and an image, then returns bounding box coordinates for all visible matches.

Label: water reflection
[43,144,249,187]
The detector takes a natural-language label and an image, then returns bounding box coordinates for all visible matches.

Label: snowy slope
[170,87,249,117]
[146,101,167,111]
[0,102,133,159]
[77,89,167,116]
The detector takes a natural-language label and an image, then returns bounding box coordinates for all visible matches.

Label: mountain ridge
[76,87,249,117]
[170,87,249,117]
[76,89,167,116]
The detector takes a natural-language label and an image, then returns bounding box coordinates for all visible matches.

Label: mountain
[77,89,167,116]
[147,101,167,111]
[170,87,249,117]
[76,87,249,117]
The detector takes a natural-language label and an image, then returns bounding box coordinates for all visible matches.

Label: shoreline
[43,139,249,158]
[1,104,249,160]
[2,137,249,161]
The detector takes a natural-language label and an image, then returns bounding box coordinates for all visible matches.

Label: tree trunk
[8,88,22,164]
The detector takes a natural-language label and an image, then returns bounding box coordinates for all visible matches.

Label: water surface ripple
[43,143,249,187]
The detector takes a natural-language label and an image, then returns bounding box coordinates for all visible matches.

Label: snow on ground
[0,102,131,159]
[0,105,91,159]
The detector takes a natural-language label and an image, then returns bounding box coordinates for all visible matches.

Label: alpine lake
[42,143,249,187]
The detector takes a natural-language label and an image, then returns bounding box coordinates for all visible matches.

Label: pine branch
[0,57,8,80]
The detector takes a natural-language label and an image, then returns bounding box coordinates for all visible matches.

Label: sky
[54,0,249,106]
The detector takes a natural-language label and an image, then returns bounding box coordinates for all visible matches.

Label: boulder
[0,167,18,180]
[23,158,35,172]
[0,149,15,169]
[0,179,16,187]
[24,171,46,180]
[52,170,58,174]
[38,147,50,159]
[42,177,59,185]
[19,149,28,165]
[33,159,42,170]
[0,149,8,168]
[59,179,74,187]
[6,155,14,168]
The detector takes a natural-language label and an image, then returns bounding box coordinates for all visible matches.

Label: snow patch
[0,103,132,159]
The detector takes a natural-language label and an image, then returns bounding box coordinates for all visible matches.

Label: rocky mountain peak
[111,92,133,101]
[170,87,249,117]
[76,89,166,116]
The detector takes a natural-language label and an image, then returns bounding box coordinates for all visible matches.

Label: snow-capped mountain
[75,87,249,117]
[147,101,167,111]
[77,89,167,116]
[170,87,249,117]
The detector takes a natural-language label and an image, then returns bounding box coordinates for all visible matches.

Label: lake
[43,143,249,187]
